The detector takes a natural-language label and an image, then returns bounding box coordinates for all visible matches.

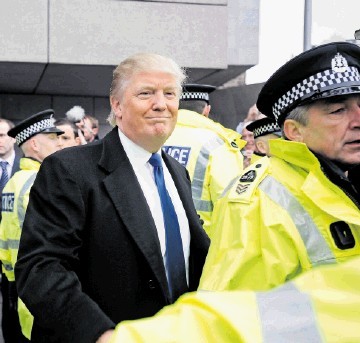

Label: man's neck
[0,149,15,161]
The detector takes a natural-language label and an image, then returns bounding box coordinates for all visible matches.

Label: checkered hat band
[253,122,281,138]
[273,66,360,120]
[15,118,54,145]
[180,92,209,101]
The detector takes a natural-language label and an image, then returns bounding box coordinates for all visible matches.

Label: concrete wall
[0,0,260,133]
[0,0,228,67]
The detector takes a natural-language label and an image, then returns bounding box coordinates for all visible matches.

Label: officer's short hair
[179,99,208,114]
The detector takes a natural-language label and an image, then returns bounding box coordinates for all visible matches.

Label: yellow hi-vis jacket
[199,138,360,291]
[0,157,40,339]
[163,109,245,236]
[111,256,360,343]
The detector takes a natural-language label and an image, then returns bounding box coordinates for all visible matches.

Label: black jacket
[15,127,209,342]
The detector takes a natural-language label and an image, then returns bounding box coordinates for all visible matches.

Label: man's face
[56,124,81,149]
[0,121,15,159]
[34,133,62,161]
[111,71,179,152]
[297,95,360,166]
[241,127,255,151]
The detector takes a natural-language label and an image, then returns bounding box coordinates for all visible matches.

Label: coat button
[148,279,156,289]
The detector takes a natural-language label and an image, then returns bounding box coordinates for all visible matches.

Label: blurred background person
[65,106,89,145]
[239,121,255,168]
[85,115,100,142]
[0,109,63,341]
[76,114,98,144]
[236,104,264,168]
[164,84,245,237]
[235,104,261,134]
[55,118,82,149]
[0,119,20,209]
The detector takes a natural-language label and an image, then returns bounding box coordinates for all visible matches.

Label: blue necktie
[0,161,9,193]
[149,153,188,302]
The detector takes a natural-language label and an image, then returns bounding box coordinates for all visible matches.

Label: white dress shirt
[118,129,190,283]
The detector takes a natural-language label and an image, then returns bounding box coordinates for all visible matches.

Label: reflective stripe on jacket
[163,109,244,236]
[111,256,360,343]
[199,139,360,291]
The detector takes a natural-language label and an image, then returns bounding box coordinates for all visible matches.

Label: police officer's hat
[246,117,282,139]
[257,41,360,125]
[180,84,217,104]
[8,109,64,146]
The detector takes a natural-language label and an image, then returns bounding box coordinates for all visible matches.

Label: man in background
[55,118,82,148]
[65,106,99,144]
[85,115,100,141]
[0,119,20,202]
[163,84,244,237]
[77,115,99,143]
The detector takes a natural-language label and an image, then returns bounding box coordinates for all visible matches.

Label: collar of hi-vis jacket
[269,139,320,172]
[269,139,360,224]
[19,157,41,171]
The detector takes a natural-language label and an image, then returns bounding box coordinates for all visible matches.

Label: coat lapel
[99,128,170,299]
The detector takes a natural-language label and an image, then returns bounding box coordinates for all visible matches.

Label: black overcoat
[15,127,210,342]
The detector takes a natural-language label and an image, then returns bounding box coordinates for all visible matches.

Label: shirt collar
[0,150,15,167]
[118,128,155,167]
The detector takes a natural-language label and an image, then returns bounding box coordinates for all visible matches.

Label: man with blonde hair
[15,53,209,343]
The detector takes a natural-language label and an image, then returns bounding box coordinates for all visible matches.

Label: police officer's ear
[28,136,39,151]
[283,119,305,142]
[202,104,211,118]
[255,139,268,155]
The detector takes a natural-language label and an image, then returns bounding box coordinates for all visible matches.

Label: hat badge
[331,53,349,73]
[49,114,55,126]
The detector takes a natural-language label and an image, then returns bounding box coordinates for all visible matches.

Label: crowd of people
[0,41,358,342]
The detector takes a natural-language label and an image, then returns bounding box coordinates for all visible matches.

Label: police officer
[109,256,360,343]
[163,84,245,236]
[0,109,63,341]
[199,41,360,292]
[246,116,281,163]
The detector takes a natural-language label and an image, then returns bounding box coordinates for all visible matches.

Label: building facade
[0,0,260,135]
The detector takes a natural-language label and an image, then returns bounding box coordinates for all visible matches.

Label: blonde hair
[107,53,187,126]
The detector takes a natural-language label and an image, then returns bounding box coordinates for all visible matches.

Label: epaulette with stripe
[227,156,270,203]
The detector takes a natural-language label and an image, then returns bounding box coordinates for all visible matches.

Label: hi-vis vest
[163,109,245,236]
[0,157,40,339]
[111,256,360,343]
[199,138,360,291]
